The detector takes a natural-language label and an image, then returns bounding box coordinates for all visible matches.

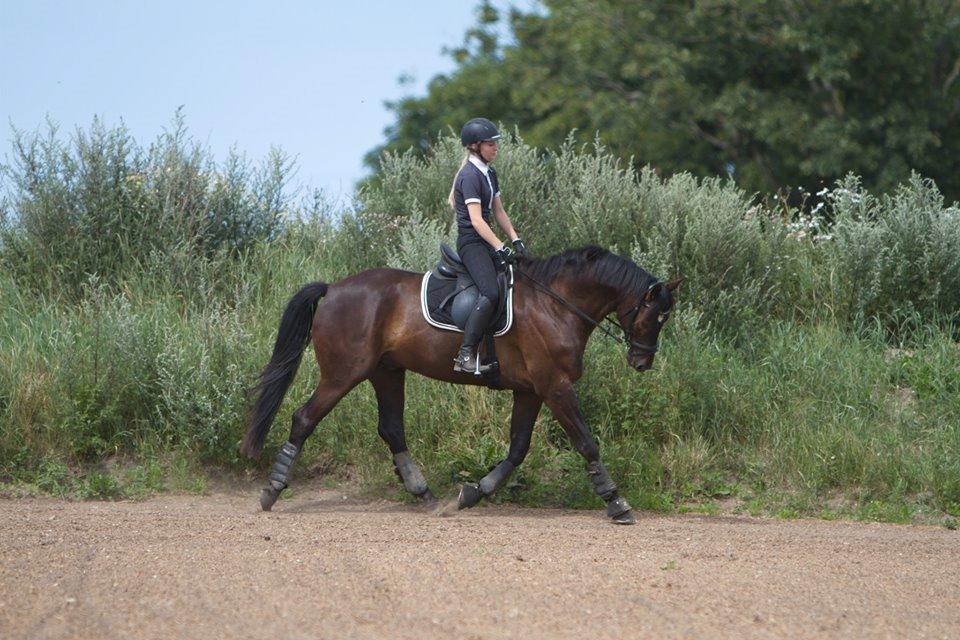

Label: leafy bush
[3,118,960,522]
[823,174,960,331]
[0,111,292,300]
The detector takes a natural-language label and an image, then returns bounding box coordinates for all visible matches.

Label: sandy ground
[1,484,958,640]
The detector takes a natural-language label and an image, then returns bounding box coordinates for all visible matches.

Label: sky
[0,1,511,205]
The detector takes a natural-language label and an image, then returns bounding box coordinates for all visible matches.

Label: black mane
[520,245,655,295]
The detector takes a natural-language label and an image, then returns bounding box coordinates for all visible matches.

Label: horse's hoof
[606,495,634,524]
[418,489,438,504]
[260,486,281,511]
[457,483,483,509]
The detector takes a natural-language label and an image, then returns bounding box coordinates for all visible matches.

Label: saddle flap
[420,268,515,338]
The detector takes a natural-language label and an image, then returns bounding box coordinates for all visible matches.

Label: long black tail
[241,282,328,459]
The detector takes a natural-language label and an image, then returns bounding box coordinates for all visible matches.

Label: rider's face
[479,140,498,163]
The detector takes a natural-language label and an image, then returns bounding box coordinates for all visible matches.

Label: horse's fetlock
[478,460,515,495]
[393,451,429,496]
[587,460,617,501]
[268,441,299,491]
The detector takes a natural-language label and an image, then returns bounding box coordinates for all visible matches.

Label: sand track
[2,486,957,639]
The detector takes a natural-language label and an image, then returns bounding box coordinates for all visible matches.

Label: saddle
[420,244,514,336]
[420,244,515,389]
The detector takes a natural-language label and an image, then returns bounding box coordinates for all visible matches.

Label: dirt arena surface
[2,485,957,640]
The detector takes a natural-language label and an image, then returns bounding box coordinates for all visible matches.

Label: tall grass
[1,116,958,521]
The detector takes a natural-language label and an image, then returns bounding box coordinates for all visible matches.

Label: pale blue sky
[0,1,516,205]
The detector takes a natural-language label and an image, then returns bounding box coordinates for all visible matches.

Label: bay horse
[241,246,679,524]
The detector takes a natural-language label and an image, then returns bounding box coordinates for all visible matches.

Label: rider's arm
[467,202,506,250]
[492,195,518,243]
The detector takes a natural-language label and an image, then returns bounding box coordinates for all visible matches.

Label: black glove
[495,244,517,267]
[511,238,528,258]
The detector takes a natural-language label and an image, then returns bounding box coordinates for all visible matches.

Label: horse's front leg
[458,390,542,509]
[542,381,635,524]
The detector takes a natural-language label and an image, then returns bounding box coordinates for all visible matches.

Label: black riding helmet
[460,118,501,146]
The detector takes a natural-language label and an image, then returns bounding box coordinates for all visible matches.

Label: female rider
[449,117,527,374]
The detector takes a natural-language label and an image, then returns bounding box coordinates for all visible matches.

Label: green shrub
[823,173,960,331]
[3,118,960,522]
[0,111,291,300]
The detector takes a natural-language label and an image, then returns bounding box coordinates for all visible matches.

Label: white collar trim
[468,155,490,176]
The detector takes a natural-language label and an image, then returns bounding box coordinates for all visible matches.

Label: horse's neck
[554,276,622,324]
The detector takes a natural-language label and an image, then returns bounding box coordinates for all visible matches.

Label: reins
[513,264,660,354]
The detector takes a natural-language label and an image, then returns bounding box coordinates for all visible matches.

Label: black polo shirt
[453,157,501,249]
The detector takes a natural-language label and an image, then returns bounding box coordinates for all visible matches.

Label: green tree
[369,0,960,201]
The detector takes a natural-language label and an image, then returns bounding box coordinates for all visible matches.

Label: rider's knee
[475,294,494,313]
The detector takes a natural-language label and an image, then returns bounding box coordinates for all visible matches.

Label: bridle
[619,284,671,355]
[515,267,669,355]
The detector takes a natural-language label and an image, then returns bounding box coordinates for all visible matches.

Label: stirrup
[453,351,491,375]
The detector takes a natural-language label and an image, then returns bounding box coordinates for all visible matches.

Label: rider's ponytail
[448,151,471,211]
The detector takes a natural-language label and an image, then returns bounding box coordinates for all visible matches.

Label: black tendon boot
[453,295,494,374]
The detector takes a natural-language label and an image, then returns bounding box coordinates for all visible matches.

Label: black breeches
[458,242,499,302]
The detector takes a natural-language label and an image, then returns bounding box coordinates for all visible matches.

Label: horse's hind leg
[458,390,542,509]
[370,365,435,502]
[259,378,358,511]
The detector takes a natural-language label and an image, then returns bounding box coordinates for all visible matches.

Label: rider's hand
[495,243,517,266]
[511,238,528,258]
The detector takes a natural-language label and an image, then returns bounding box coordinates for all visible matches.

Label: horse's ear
[644,282,663,301]
[666,278,683,292]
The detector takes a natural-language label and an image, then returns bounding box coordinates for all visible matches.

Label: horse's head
[620,279,682,372]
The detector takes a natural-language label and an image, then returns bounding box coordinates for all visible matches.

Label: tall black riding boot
[453,295,494,374]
